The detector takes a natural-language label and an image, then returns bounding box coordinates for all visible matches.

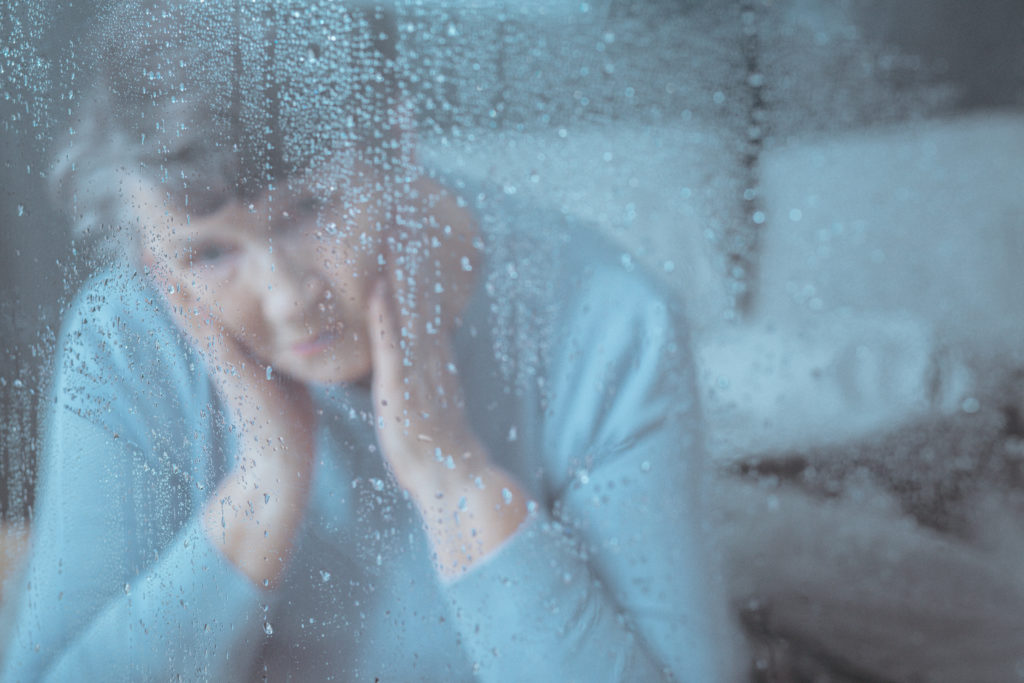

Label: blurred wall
[853,0,1024,109]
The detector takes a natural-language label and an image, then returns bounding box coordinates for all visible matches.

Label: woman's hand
[159,279,316,588]
[367,275,478,493]
[368,176,485,496]
[367,277,528,578]
[165,287,316,459]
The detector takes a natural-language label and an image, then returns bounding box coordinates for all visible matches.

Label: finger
[156,277,214,348]
[412,178,480,327]
[157,281,259,388]
[368,278,406,403]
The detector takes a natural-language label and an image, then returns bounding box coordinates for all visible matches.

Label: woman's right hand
[169,288,315,458]
[159,280,316,588]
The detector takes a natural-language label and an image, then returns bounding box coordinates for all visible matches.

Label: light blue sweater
[2,189,728,681]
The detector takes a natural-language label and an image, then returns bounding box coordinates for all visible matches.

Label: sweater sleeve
[1,274,270,682]
[442,260,740,681]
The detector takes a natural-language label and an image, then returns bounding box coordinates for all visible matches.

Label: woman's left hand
[367,270,527,578]
[367,276,481,498]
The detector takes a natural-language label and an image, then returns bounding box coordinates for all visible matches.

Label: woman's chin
[275,345,372,387]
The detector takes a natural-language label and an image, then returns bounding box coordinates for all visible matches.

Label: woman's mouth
[291,331,338,357]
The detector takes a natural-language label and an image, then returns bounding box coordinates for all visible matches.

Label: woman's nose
[258,252,325,324]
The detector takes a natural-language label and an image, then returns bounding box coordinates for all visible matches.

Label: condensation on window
[2,1,1023,681]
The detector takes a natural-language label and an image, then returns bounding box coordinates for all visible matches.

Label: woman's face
[136,163,385,385]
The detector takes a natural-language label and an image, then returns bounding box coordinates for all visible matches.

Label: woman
[1,2,740,680]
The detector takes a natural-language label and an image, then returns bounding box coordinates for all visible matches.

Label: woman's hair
[53,0,400,250]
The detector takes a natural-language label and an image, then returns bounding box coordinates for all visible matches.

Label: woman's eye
[282,196,324,222]
[275,197,324,236]
[295,196,325,216]
[191,242,235,265]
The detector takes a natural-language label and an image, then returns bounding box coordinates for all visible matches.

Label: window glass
[2,2,1023,680]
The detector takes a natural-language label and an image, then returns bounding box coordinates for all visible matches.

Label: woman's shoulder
[454,179,690,378]
[59,264,181,364]
[52,262,204,432]
[62,263,171,338]
[504,196,686,339]
[437,168,681,302]
[472,180,679,304]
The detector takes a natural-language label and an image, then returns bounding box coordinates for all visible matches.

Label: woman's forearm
[407,457,529,579]
[203,433,314,588]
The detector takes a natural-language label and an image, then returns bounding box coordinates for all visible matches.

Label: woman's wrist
[203,418,316,589]
[408,458,529,578]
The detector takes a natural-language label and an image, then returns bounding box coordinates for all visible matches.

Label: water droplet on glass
[319,569,331,582]
[502,488,513,504]
[266,366,273,380]
[263,621,274,635]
